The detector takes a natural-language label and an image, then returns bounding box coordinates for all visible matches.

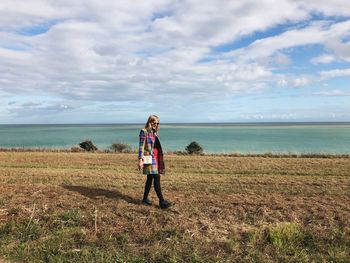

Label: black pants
[143,174,164,202]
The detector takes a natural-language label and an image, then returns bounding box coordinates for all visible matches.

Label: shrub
[110,143,131,153]
[79,140,98,152]
[185,141,203,155]
[70,146,83,152]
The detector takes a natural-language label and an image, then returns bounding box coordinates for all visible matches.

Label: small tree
[185,141,203,155]
[79,139,98,152]
[110,143,131,153]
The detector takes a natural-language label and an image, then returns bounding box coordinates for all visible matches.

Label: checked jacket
[138,128,165,175]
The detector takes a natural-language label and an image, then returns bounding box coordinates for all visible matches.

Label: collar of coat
[144,128,158,137]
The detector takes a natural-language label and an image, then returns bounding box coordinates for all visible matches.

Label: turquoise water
[0,123,349,154]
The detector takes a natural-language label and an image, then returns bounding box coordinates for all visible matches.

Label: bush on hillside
[110,143,131,153]
[185,141,203,155]
[70,146,84,152]
[79,140,98,152]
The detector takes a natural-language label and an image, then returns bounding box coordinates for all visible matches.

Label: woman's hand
[138,158,144,170]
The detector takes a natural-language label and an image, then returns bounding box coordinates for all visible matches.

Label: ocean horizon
[1,122,350,154]
[2,121,350,126]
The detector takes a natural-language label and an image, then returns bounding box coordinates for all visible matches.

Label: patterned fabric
[138,129,165,175]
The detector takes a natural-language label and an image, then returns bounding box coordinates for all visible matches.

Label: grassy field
[0,151,349,262]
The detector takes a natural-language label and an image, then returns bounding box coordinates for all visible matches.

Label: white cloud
[216,63,272,82]
[223,22,327,62]
[293,76,312,87]
[320,68,350,78]
[6,100,75,117]
[277,79,288,87]
[274,52,292,66]
[224,20,350,64]
[0,47,32,61]
[298,0,350,17]
[311,54,335,64]
[313,89,350,96]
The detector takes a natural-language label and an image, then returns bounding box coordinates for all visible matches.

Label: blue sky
[0,0,350,124]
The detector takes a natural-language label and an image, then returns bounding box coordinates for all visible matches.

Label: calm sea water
[0,123,349,154]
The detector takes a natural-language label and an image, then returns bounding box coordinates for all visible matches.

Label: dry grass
[0,151,349,262]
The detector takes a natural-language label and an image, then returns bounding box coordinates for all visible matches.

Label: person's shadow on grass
[61,185,140,205]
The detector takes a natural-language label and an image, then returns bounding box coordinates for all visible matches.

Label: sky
[0,0,350,124]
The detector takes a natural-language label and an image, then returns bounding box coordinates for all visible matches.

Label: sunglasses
[152,122,159,125]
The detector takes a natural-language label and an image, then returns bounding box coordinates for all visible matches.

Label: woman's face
[151,119,159,130]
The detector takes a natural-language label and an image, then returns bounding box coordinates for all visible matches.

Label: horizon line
[1,121,350,126]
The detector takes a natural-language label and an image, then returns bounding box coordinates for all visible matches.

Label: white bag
[143,155,152,164]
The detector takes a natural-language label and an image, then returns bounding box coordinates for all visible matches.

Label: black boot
[142,174,153,205]
[159,200,171,209]
[153,174,171,209]
[142,198,152,205]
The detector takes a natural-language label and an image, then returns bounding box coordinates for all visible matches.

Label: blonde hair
[144,115,160,132]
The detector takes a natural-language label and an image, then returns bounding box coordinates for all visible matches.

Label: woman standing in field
[138,115,171,209]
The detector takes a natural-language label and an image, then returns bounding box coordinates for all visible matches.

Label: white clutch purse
[143,155,152,164]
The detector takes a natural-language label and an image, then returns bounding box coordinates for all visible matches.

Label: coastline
[1,121,350,126]
[1,122,349,154]
[0,147,349,158]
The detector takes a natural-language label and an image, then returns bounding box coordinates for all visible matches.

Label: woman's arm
[138,129,146,159]
[138,130,146,170]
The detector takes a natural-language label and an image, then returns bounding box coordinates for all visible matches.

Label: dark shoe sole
[159,202,171,209]
[142,200,152,206]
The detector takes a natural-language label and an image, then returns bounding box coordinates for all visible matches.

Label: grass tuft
[58,209,82,226]
[268,222,305,250]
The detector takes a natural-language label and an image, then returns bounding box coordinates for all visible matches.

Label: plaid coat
[138,129,165,175]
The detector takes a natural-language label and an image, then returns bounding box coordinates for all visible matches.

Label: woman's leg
[142,174,153,204]
[153,175,171,209]
[153,174,164,202]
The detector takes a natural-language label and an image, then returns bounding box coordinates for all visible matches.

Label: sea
[0,122,350,154]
